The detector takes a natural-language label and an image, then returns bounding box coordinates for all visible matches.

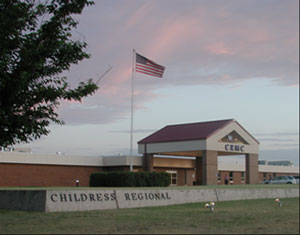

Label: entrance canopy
[138,119,259,157]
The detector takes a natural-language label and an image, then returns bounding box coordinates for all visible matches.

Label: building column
[195,157,203,185]
[245,154,258,184]
[195,151,218,185]
[202,150,218,185]
[143,154,154,172]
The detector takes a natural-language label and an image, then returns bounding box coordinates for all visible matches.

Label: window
[166,171,177,186]
[217,172,221,181]
[229,172,233,181]
[241,172,245,182]
[229,171,234,184]
[263,173,267,179]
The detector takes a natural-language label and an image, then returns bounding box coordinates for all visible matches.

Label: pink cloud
[140,15,202,60]
[124,1,154,30]
[99,66,132,97]
[56,0,298,125]
[248,30,270,43]
[206,42,234,55]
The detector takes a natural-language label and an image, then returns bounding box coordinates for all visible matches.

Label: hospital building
[0,119,298,187]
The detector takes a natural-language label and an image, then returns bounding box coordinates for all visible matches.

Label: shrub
[90,171,171,187]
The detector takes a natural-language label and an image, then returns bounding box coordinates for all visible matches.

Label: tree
[0,0,98,147]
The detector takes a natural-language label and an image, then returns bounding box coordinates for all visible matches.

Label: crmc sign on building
[138,119,260,185]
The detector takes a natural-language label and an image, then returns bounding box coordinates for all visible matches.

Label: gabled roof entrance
[138,119,260,185]
[138,119,259,156]
[138,119,233,144]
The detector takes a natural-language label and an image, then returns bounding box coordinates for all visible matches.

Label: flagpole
[130,49,135,172]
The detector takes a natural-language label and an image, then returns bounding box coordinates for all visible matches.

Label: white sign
[1,188,298,212]
[45,189,217,212]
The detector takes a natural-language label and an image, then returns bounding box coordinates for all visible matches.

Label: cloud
[110,129,157,134]
[57,0,299,125]
[124,1,154,31]
[258,138,298,142]
[255,132,299,137]
[206,42,234,55]
[257,131,299,151]
[265,143,299,147]
[259,149,299,166]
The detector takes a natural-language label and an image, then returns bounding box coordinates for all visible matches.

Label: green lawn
[0,197,298,234]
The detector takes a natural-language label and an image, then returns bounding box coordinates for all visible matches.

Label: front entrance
[138,119,260,185]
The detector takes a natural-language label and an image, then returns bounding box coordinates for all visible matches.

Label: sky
[16,0,299,166]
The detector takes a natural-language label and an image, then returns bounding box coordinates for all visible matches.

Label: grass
[0,197,298,234]
[0,184,299,190]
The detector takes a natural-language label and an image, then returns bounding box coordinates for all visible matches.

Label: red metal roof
[138,119,234,144]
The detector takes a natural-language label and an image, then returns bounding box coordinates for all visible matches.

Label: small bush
[90,171,170,187]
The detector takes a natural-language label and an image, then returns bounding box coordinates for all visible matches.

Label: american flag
[135,53,165,78]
